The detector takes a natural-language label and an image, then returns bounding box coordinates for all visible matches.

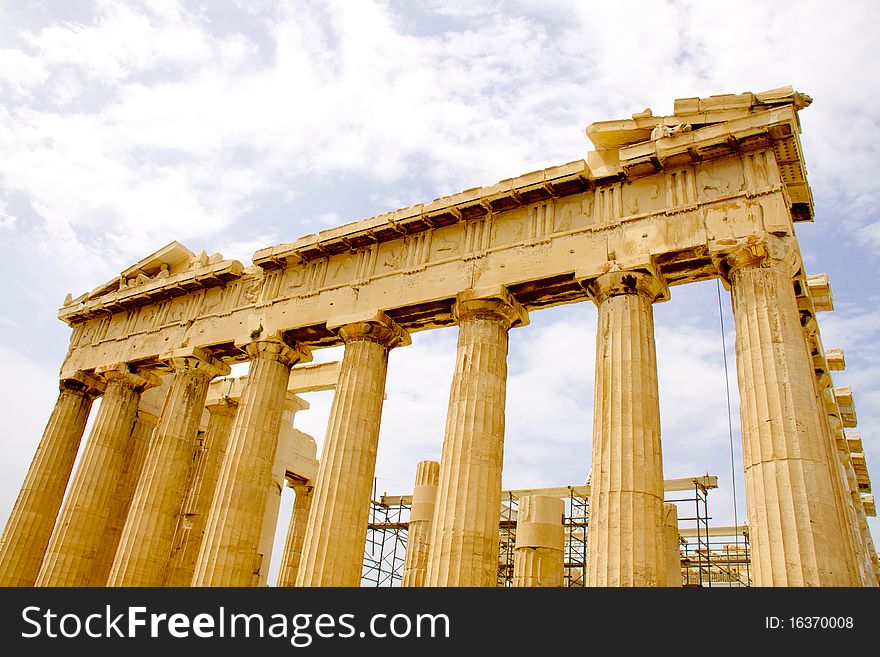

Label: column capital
[236,337,312,367]
[288,479,313,496]
[60,371,105,397]
[160,346,231,379]
[587,264,668,305]
[710,234,800,281]
[452,287,529,328]
[329,311,411,349]
[95,363,161,391]
[135,407,160,427]
[205,397,239,417]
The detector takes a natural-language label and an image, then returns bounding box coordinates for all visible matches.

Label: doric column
[839,448,878,587]
[109,348,229,586]
[426,290,528,587]
[819,390,869,586]
[662,503,681,587]
[0,372,103,586]
[192,337,309,587]
[88,405,159,585]
[297,313,409,586]
[276,481,313,587]
[256,395,310,586]
[164,397,238,586]
[402,460,440,587]
[512,495,564,587]
[36,364,158,586]
[585,266,668,587]
[721,238,854,585]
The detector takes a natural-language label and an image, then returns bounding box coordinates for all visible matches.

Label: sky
[0,0,879,585]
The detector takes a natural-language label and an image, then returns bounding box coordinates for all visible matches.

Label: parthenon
[0,86,876,587]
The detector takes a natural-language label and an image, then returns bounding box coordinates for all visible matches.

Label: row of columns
[0,235,872,587]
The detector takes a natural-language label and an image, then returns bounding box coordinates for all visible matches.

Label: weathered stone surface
[426,290,527,587]
[88,406,158,585]
[36,366,158,586]
[276,481,313,587]
[663,503,681,587]
[723,238,856,586]
[109,349,229,586]
[0,374,102,586]
[192,338,309,586]
[402,460,440,587]
[585,267,667,587]
[297,313,409,587]
[513,495,564,587]
[164,397,237,586]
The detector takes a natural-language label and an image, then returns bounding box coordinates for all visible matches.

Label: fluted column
[109,348,229,586]
[0,373,103,586]
[426,290,528,587]
[402,460,440,587]
[585,267,667,587]
[297,313,409,586]
[276,481,313,587]
[36,365,158,586]
[193,337,309,587]
[840,450,878,587]
[821,395,870,586]
[512,495,564,587]
[88,406,159,585]
[164,397,238,586]
[723,238,854,585]
[813,379,863,584]
[662,503,681,587]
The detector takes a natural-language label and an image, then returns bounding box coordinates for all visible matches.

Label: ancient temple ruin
[0,87,876,587]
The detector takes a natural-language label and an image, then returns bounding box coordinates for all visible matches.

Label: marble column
[109,348,229,586]
[0,372,103,586]
[192,337,309,587]
[512,495,564,587]
[402,460,440,587]
[662,503,681,587]
[164,397,238,586]
[36,365,158,586]
[723,239,854,585]
[813,377,863,585]
[585,267,667,587]
[88,406,159,585]
[840,450,878,587]
[297,313,409,586]
[276,481,313,587]
[425,290,528,587]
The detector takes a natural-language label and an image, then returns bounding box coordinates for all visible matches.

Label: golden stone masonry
[0,87,876,587]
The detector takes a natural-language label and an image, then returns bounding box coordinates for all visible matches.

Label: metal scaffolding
[361,496,409,587]
[363,474,748,587]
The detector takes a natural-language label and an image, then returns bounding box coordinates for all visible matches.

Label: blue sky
[1,0,878,584]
